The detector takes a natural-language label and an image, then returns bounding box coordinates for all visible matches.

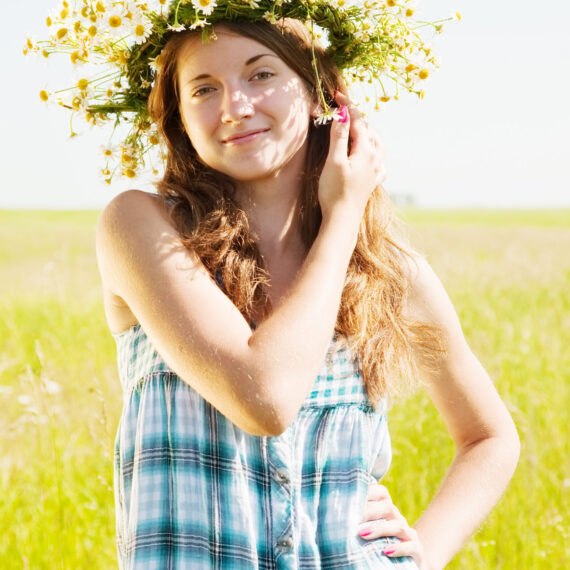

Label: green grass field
[0,209,568,568]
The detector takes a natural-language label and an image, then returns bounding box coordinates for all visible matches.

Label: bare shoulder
[97,189,169,240]
[96,190,190,332]
[402,252,464,342]
[96,190,182,287]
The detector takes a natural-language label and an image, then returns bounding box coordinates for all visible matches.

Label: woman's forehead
[176,28,278,76]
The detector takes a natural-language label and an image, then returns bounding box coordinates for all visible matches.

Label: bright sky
[1,0,569,209]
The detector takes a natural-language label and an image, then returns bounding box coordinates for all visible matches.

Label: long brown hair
[148,19,442,403]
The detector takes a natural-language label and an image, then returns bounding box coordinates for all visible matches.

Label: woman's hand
[359,482,430,570]
[318,93,385,225]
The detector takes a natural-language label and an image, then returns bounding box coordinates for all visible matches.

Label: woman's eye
[252,71,274,81]
[192,86,215,97]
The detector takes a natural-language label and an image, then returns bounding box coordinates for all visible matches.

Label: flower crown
[26,0,459,182]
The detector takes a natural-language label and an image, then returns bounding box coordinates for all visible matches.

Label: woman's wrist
[319,205,360,253]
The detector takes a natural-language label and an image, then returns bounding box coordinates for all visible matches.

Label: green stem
[174,0,184,26]
[310,20,330,115]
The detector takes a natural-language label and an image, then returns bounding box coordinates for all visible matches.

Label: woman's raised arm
[96,104,382,437]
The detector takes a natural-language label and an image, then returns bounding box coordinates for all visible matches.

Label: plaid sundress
[113,325,418,569]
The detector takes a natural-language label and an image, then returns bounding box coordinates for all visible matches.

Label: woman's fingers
[318,92,385,220]
[363,482,392,503]
[381,529,421,558]
[334,91,361,119]
[360,483,395,523]
[358,516,413,541]
[358,483,426,566]
[326,104,351,166]
[339,97,385,187]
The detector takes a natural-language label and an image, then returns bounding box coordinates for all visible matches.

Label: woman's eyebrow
[187,53,278,84]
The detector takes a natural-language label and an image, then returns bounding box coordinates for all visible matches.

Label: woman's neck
[236,173,306,261]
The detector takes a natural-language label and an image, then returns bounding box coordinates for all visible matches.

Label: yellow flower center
[123,168,137,178]
[39,90,49,102]
[456,12,462,21]
[96,1,106,13]
[405,8,414,17]
[109,15,122,28]
[46,16,52,27]
[387,0,397,7]
[81,6,90,18]
[405,63,416,73]
[77,78,89,91]
[135,24,145,36]
[149,134,160,145]
[88,25,98,37]
[60,7,69,19]
[70,51,80,64]
[418,69,429,80]
[56,28,68,40]
[200,0,211,6]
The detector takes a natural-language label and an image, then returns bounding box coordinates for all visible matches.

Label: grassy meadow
[0,208,568,568]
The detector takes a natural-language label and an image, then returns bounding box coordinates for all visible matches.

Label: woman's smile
[221,128,270,145]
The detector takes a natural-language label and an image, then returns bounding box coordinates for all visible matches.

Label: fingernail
[358,528,372,537]
[383,548,395,556]
[336,106,348,123]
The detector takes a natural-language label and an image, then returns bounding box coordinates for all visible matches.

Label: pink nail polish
[337,106,348,123]
[383,548,395,556]
[358,528,372,537]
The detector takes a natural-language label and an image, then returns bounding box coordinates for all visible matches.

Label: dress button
[273,468,290,484]
[277,536,294,551]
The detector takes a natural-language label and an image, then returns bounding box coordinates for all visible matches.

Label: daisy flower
[105,7,128,36]
[192,0,217,16]
[101,143,118,159]
[189,20,208,30]
[131,14,153,44]
[263,11,277,23]
[148,54,164,73]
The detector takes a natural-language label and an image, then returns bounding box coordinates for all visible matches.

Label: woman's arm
[359,255,520,569]
[96,102,382,437]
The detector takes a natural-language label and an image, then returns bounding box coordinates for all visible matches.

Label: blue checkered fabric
[113,325,417,569]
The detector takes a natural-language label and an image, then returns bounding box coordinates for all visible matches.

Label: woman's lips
[222,129,269,145]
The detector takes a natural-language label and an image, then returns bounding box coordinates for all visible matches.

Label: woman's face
[176,29,316,184]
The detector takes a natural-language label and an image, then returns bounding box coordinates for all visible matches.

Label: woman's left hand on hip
[359,482,431,570]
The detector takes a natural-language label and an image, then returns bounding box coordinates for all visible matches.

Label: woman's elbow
[241,379,303,437]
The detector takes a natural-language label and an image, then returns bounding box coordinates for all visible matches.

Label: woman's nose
[221,87,254,124]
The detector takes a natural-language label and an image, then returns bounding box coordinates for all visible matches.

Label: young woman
[96,18,519,570]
